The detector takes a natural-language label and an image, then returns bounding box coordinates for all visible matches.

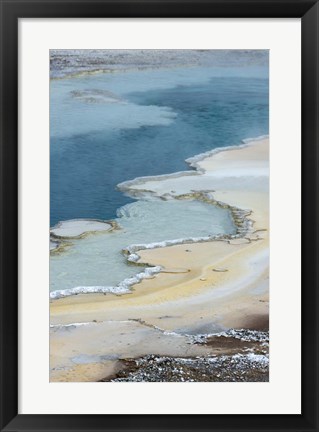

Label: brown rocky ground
[101,329,269,382]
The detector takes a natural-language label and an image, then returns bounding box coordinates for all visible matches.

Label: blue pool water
[50,66,268,226]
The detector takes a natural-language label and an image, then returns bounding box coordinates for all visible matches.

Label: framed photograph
[0,0,318,431]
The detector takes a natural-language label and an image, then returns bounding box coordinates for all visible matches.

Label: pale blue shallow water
[50,65,268,226]
[50,199,236,294]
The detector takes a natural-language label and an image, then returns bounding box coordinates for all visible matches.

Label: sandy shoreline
[50,137,269,382]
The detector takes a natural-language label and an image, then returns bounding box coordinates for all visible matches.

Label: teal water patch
[50,198,236,296]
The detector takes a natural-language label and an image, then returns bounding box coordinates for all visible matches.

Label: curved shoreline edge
[50,135,267,300]
[117,134,268,192]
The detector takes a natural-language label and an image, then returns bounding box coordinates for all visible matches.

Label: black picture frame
[0,1,318,431]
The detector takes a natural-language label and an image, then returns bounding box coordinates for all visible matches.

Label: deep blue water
[50,72,268,226]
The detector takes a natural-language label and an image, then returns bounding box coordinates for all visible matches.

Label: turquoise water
[50,66,268,226]
[50,199,236,296]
